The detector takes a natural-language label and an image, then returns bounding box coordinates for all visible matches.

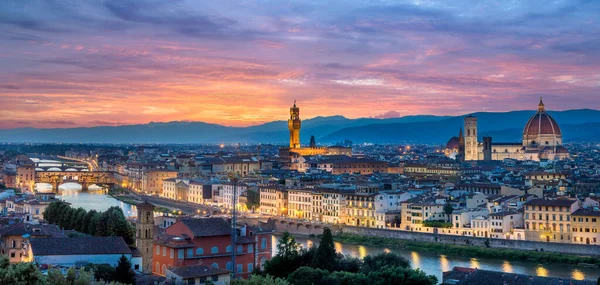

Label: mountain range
[1,109,599,144]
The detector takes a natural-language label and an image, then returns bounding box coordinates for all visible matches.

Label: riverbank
[334,233,600,267]
[108,194,172,213]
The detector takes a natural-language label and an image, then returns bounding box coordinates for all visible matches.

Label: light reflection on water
[43,183,137,217]
[502,261,513,273]
[280,235,598,283]
[52,189,596,284]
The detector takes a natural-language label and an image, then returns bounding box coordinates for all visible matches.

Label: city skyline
[2,0,600,129]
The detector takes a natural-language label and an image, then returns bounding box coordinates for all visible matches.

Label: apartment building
[571,209,600,245]
[222,183,248,211]
[524,198,578,243]
[343,193,377,228]
[288,189,314,220]
[321,188,351,224]
[259,186,287,216]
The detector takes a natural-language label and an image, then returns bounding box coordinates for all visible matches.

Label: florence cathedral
[445,98,569,162]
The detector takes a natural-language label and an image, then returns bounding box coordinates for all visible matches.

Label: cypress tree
[114,255,135,284]
[312,228,337,271]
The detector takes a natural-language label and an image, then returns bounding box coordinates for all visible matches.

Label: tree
[264,232,303,278]
[334,255,362,273]
[443,203,454,222]
[114,255,135,285]
[330,271,369,285]
[73,208,88,233]
[0,183,6,190]
[47,268,69,285]
[276,232,300,260]
[93,264,116,282]
[286,267,332,285]
[230,275,289,285]
[361,253,410,274]
[367,266,437,285]
[83,210,99,235]
[0,258,46,285]
[311,228,337,271]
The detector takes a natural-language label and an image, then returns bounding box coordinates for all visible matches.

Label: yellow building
[289,101,301,149]
[288,189,314,220]
[259,185,288,216]
[571,209,600,245]
[524,198,578,243]
[343,193,377,228]
[142,169,178,195]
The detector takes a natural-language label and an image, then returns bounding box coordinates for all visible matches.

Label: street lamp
[228,172,240,279]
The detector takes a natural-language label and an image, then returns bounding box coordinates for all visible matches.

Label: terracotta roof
[30,236,131,256]
[178,218,231,237]
[571,209,600,217]
[523,111,562,137]
[524,198,576,207]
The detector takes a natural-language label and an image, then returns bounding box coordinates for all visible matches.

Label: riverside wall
[243,218,600,257]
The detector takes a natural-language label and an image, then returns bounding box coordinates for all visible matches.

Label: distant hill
[319,109,600,144]
[0,110,599,144]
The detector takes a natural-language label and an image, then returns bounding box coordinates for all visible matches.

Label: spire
[293,99,296,107]
[459,128,463,139]
[538,97,545,113]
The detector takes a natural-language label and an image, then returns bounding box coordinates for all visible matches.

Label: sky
[1,0,599,129]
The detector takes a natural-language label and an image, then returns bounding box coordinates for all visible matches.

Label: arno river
[47,184,598,283]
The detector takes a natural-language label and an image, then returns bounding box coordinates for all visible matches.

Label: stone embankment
[240,217,600,257]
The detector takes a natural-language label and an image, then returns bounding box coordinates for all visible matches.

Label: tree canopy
[259,229,437,285]
[43,202,134,245]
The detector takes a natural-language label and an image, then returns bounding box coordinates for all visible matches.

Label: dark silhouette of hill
[0,110,598,144]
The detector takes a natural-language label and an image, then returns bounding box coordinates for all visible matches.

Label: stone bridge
[35,171,115,192]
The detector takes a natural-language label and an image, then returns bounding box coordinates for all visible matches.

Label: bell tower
[136,201,155,274]
[288,100,301,149]
[464,115,478,161]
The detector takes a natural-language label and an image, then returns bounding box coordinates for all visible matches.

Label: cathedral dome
[446,136,460,150]
[523,97,562,138]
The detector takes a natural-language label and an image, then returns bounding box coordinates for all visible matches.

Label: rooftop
[30,236,131,256]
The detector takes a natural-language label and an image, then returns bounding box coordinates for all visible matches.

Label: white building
[28,237,140,271]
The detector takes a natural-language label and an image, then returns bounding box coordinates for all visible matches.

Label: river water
[43,185,598,282]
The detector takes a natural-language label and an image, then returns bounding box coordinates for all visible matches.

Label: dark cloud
[373,110,401,119]
[0,84,20,90]
[36,120,77,126]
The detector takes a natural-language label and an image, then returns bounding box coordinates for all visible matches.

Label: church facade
[446,98,569,162]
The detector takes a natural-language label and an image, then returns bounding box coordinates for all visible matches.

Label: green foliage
[366,266,437,285]
[333,255,362,273]
[42,202,134,245]
[334,233,600,266]
[263,232,305,278]
[311,228,337,271]
[361,253,410,273]
[0,261,46,285]
[443,203,454,222]
[287,267,332,285]
[330,271,370,285]
[0,183,6,190]
[114,255,135,285]
[246,188,260,211]
[229,274,289,285]
[47,268,69,285]
[92,264,116,282]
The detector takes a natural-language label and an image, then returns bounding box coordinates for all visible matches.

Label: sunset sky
[1,0,599,129]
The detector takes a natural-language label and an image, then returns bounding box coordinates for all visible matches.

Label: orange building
[152,218,272,279]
